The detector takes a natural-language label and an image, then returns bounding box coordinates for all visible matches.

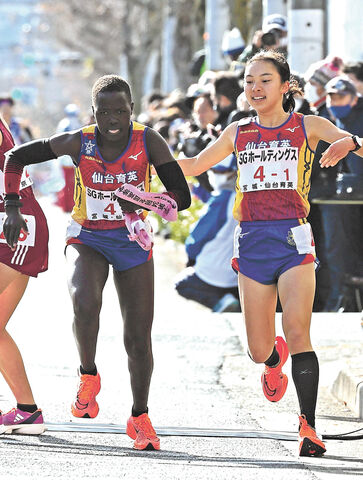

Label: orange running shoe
[126,413,160,450]
[299,415,326,457]
[261,336,289,402]
[71,371,101,418]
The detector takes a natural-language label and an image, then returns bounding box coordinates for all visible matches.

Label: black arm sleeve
[6,138,57,166]
[154,161,191,211]
[4,139,57,196]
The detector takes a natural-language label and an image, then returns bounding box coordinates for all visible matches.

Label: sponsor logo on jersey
[285,126,300,133]
[84,139,96,156]
[128,150,143,161]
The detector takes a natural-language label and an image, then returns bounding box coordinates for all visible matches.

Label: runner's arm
[304,115,363,167]
[3,131,81,250]
[4,131,81,197]
[145,128,191,211]
[177,122,237,176]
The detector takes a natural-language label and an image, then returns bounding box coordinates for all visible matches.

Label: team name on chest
[244,139,293,150]
[91,170,139,185]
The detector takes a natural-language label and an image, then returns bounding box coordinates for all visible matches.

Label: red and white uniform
[0,119,48,277]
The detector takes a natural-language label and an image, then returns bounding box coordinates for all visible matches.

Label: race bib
[0,169,33,198]
[237,147,298,193]
[0,213,36,247]
[85,187,144,221]
[85,188,124,221]
[19,169,33,190]
[291,223,315,255]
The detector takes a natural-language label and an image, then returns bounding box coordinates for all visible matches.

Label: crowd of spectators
[2,14,362,313]
[135,14,363,313]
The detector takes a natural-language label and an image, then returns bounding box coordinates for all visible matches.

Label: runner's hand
[3,207,28,251]
[319,137,352,168]
[116,197,140,212]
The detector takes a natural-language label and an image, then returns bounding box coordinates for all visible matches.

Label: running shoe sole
[71,401,99,419]
[126,417,160,450]
[299,436,326,457]
[261,336,289,402]
[0,423,46,435]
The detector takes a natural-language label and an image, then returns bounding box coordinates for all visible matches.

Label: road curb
[331,365,363,419]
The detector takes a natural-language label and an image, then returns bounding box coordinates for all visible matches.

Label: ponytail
[283,78,303,113]
[283,92,294,112]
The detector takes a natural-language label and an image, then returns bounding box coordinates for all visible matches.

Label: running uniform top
[0,119,33,202]
[0,118,49,277]
[233,112,314,222]
[72,121,151,230]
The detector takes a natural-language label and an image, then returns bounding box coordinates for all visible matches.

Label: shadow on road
[1,434,362,475]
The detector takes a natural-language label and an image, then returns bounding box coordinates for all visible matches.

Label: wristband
[350,135,362,152]
[4,198,23,208]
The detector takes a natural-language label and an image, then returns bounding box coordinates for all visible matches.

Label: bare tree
[46,0,205,112]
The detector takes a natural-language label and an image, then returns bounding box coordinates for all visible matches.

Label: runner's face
[244,60,289,113]
[93,91,134,142]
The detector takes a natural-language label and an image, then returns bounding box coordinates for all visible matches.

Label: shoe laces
[2,408,17,421]
[5,408,16,415]
[134,415,156,437]
[77,375,98,401]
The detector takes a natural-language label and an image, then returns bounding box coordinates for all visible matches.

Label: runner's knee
[248,343,274,364]
[124,334,152,360]
[72,292,102,323]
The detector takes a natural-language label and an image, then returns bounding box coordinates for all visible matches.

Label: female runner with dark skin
[0,113,48,435]
[3,75,191,450]
[177,51,363,457]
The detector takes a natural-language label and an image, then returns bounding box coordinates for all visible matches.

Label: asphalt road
[0,200,362,480]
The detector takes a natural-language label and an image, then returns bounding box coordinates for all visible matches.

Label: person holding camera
[177,93,217,201]
[262,13,288,55]
[238,30,279,66]
[238,14,287,66]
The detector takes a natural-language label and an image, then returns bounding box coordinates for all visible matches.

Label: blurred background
[0,0,361,134]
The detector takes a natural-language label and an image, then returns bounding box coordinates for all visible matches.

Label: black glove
[3,200,28,250]
[116,197,140,213]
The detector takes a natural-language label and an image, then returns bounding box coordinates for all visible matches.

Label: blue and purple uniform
[66,121,152,271]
